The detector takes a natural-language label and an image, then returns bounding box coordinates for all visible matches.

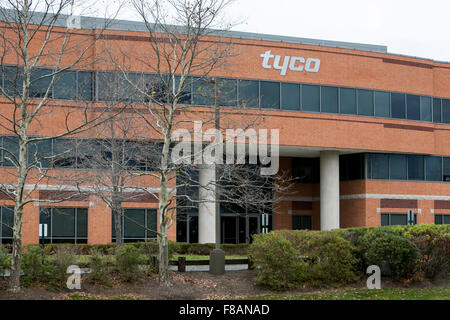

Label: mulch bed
[0,270,448,300]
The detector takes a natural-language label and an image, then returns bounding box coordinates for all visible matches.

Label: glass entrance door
[221,215,261,244]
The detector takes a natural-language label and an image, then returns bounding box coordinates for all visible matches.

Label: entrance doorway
[221,215,262,244]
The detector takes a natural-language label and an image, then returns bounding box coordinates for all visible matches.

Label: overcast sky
[98,0,450,62]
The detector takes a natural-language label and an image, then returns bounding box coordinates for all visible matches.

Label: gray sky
[99,0,450,62]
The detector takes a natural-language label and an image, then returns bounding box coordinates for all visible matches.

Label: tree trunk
[8,205,23,292]
[113,206,123,254]
[158,229,170,286]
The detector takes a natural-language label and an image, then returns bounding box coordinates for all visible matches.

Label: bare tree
[102,0,294,287]
[0,0,122,292]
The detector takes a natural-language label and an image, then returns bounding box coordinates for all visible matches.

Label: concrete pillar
[198,164,216,243]
[320,151,340,230]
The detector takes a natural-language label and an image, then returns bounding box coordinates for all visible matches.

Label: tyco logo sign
[260,50,320,75]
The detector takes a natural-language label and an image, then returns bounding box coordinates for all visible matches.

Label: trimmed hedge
[249,230,358,289]
[0,241,249,257]
[250,225,449,290]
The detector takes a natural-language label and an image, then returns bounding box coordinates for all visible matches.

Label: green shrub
[47,245,77,289]
[115,244,142,282]
[249,232,307,290]
[355,228,419,279]
[278,230,358,286]
[21,245,45,286]
[394,225,450,279]
[88,249,111,286]
[0,246,10,276]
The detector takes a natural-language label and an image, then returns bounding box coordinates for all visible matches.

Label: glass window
[52,208,75,238]
[113,208,158,241]
[407,155,424,180]
[389,154,407,180]
[78,71,93,101]
[2,136,19,167]
[218,78,237,107]
[321,86,338,113]
[123,208,146,239]
[30,68,53,98]
[0,207,14,241]
[193,77,216,106]
[238,80,259,108]
[301,84,319,112]
[435,214,450,225]
[260,81,280,109]
[97,71,117,101]
[174,75,194,105]
[374,91,390,117]
[142,74,168,104]
[53,70,76,100]
[407,94,420,120]
[281,83,300,110]
[433,98,441,123]
[39,207,88,243]
[391,93,406,119]
[381,214,390,226]
[52,138,77,168]
[292,215,312,230]
[28,139,52,168]
[443,157,450,182]
[390,214,408,226]
[146,209,157,238]
[357,89,374,116]
[3,65,23,96]
[340,88,356,115]
[425,156,442,182]
[420,96,432,122]
[442,99,450,124]
[370,154,389,179]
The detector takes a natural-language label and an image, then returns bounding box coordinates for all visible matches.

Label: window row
[2,65,450,125]
[366,154,450,182]
[435,214,450,225]
[39,207,88,244]
[0,136,159,172]
[381,213,417,226]
[111,209,158,242]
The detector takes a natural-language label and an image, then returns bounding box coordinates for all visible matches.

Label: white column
[320,151,340,230]
[198,164,216,243]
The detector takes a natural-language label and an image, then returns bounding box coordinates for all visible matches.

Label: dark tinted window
[260,81,280,109]
[370,154,389,179]
[54,70,76,100]
[357,89,373,116]
[442,99,450,124]
[391,93,406,119]
[301,84,320,112]
[2,136,19,167]
[381,214,390,226]
[391,214,408,226]
[78,71,93,101]
[443,157,450,182]
[420,96,432,122]
[192,77,214,106]
[407,155,424,180]
[30,68,53,98]
[390,154,407,180]
[281,83,300,110]
[218,78,237,107]
[374,91,390,117]
[340,88,356,115]
[3,65,23,96]
[123,209,146,239]
[433,98,441,123]
[407,94,420,120]
[321,86,338,113]
[0,207,14,240]
[28,139,52,168]
[292,215,312,230]
[238,80,259,108]
[425,156,442,181]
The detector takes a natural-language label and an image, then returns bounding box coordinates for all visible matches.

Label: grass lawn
[250,285,450,300]
[172,255,247,261]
